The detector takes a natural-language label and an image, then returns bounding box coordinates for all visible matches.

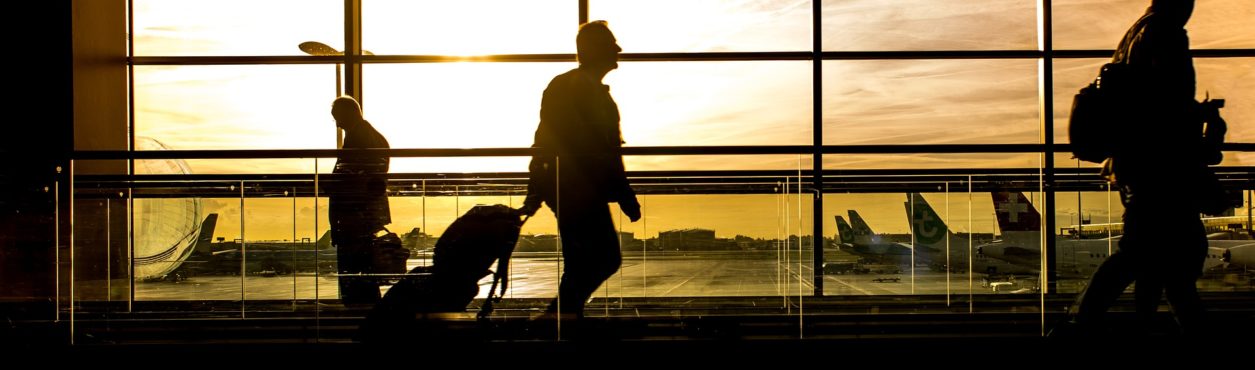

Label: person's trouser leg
[1070,249,1138,331]
[1134,277,1164,330]
[1161,218,1207,335]
[1063,190,1148,334]
[549,203,621,317]
[333,224,381,306]
[1121,190,1207,336]
[1164,279,1203,334]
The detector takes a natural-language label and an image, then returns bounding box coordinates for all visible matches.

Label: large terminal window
[60,0,1255,341]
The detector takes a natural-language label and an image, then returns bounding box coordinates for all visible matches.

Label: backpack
[1070,13,1151,164]
[1068,62,1133,164]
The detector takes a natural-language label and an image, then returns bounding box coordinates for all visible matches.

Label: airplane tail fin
[189,213,218,255]
[847,210,878,245]
[992,192,1041,232]
[905,193,950,249]
[315,230,333,249]
[167,213,218,279]
[835,215,855,244]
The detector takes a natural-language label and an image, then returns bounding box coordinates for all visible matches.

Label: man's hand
[518,202,541,217]
[1200,98,1227,165]
[620,197,641,222]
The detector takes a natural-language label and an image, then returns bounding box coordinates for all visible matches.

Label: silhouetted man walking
[328,96,392,307]
[520,21,642,320]
[1058,0,1224,336]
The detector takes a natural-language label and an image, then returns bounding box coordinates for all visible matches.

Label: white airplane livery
[976,192,1247,278]
[904,193,1035,276]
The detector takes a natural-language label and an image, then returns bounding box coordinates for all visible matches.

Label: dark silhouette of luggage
[358,204,524,343]
[1069,62,1133,164]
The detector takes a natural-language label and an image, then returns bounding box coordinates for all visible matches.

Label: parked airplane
[835,211,912,263]
[905,193,1036,277]
[1224,244,1255,270]
[138,213,218,282]
[173,229,338,279]
[830,196,1035,278]
[976,192,1247,278]
[133,137,213,281]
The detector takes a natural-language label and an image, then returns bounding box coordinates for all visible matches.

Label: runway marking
[825,276,873,295]
[659,261,722,297]
[778,263,816,292]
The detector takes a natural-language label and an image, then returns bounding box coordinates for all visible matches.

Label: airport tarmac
[134,254,1249,302]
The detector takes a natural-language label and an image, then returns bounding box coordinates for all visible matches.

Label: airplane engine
[132,137,203,280]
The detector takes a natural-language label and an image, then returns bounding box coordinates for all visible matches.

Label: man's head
[331,95,363,129]
[1151,0,1194,27]
[576,20,621,72]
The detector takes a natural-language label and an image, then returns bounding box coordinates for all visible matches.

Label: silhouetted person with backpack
[328,95,392,307]
[1054,0,1226,337]
[519,21,642,321]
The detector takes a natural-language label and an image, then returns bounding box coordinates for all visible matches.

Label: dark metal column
[812,0,825,296]
[344,0,363,102]
[127,0,137,310]
[579,0,588,25]
[1039,0,1058,295]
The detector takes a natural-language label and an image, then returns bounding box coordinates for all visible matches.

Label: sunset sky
[128,0,1253,241]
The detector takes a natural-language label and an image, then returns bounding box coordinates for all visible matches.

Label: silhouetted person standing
[1058,0,1223,336]
[328,96,392,307]
[519,21,642,320]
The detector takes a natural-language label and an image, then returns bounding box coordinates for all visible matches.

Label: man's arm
[597,96,640,222]
[1146,26,1195,102]
[520,77,567,216]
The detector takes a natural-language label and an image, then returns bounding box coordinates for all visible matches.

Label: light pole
[299,41,374,148]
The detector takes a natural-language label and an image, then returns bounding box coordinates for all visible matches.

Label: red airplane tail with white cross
[991,191,1041,233]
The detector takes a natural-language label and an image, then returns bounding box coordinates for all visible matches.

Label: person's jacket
[330,121,391,228]
[1108,7,1213,192]
[524,68,636,211]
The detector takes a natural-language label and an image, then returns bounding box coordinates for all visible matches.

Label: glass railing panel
[68,159,134,342]
[239,180,329,313]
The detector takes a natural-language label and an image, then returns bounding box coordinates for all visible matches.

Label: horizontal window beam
[130,49,1255,65]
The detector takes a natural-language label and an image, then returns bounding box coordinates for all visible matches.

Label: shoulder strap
[1113,13,1152,65]
[476,268,508,320]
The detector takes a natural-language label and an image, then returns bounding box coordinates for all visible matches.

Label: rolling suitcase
[359,204,524,342]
